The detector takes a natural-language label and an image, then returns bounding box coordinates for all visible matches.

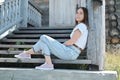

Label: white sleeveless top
[70,23,88,49]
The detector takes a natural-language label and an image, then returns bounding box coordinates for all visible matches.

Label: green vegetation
[16,41,25,45]
[105,53,120,80]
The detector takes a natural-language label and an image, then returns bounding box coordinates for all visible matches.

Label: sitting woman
[15,7,88,70]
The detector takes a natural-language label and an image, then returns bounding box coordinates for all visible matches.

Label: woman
[15,7,88,70]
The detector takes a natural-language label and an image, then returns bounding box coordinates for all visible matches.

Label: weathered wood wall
[49,0,77,27]
[77,0,86,7]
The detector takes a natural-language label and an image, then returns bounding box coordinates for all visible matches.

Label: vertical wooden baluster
[18,0,20,18]
[10,1,12,23]
[11,1,14,23]
[0,5,1,28]
[8,2,10,23]
[1,4,4,28]
[6,2,9,26]
[13,0,16,22]
[4,3,6,26]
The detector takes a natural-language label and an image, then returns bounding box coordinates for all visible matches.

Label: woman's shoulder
[76,23,87,29]
[77,23,86,27]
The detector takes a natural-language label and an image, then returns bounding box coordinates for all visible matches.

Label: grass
[105,52,120,80]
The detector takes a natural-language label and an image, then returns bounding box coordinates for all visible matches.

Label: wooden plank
[1,39,68,43]
[7,34,70,38]
[49,0,76,27]
[0,58,91,64]
[19,27,73,30]
[98,0,105,70]
[20,0,28,27]
[87,0,97,64]
[0,44,32,48]
[13,30,71,34]
[0,50,42,55]
[87,0,105,70]
[1,39,39,43]
[92,0,105,71]
[0,50,22,54]
[77,0,86,7]
[0,50,87,61]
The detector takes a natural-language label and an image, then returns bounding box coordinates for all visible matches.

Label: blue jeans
[32,35,81,60]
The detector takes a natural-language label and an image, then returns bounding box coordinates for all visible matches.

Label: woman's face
[75,8,84,23]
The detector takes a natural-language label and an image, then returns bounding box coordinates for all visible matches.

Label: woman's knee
[40,35,47,40]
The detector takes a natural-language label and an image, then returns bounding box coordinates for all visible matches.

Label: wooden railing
[28,0,42,27]
[0,0,21,35]
[0,0,42,38]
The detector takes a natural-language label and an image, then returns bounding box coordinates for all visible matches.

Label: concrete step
[0,68,117,80]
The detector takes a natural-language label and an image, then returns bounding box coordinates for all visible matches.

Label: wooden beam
[87,0,105,70]
[87,0,97,64]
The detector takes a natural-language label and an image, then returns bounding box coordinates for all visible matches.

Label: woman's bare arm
[63,29,82,46]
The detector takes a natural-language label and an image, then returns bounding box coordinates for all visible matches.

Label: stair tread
[0,58,91,64]
[0,44,32,48]
[1,39,68,43]
[0,50,86,55]
[7,34,70,38]
[0,50,22,54]
[13,30,71,34]
[19,27,73,30]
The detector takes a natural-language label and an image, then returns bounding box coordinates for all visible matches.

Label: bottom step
[0,68,117,80]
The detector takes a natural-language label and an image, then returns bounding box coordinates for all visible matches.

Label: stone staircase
[0,26,91,69]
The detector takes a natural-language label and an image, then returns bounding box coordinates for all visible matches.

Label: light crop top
[70,23,88,49]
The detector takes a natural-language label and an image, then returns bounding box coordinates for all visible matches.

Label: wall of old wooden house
[49,0,77,27]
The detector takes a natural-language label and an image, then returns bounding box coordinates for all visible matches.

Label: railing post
[20,0,28,27]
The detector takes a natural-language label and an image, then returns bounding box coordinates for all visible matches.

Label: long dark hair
[75,7,88,27]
